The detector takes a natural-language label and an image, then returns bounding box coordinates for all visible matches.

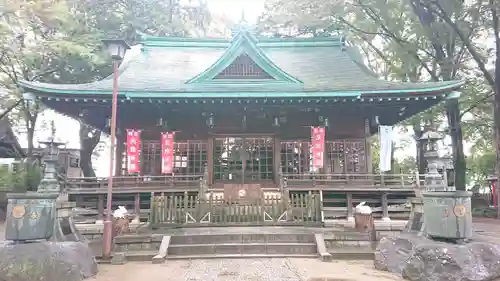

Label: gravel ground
[92,259,402,281]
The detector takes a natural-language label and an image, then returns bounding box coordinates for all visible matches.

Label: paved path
[94,259,402,281]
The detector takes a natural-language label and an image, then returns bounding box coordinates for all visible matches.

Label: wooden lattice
[213,137,274,181]
[281,139,367,174]
[141,140,208,175]
[214,54,274,80]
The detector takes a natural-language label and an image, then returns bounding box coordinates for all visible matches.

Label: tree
[1,0,213,177]
[65,0,213,176]
[259,0,495,192]
[0,0,101,157]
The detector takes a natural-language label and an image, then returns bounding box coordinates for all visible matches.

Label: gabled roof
[18,30,464,98]
[186,31,302,85]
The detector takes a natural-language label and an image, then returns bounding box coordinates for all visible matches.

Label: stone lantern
[419,130,447,192]
[37,136,65,193]
[5,132,84,242]
[419,129,473,241]
[404,129,444,233]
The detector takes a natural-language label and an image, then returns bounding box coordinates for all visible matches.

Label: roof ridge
[141,34,345,48]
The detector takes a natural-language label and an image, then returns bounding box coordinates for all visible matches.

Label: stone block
[151,255,164,264]
[111,252,126,265]
[0,241,97,281]
[126,243,143,251]
[374,233,500,281]
[242,234,265,243]
[319,253,332,262]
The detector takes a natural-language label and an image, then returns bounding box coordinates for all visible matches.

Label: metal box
[422,191,473,240]
[5,193,58,241]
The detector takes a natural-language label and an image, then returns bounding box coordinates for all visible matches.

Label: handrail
[282,172,445,189]
[64,174,204,192]
[65,174,203,182]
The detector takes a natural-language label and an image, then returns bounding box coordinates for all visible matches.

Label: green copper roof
[19,31,464,97]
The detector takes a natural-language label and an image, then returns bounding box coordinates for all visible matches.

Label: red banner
[126,129,141,174]
[161,132,176,174]
[311,127,325,170]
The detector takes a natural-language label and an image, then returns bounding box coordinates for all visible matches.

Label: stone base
[374,233,500,281]
[0,241,98,281]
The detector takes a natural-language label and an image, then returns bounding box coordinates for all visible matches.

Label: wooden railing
[149,193,322,228]
[64,174,203,194]
[282,173,445,191]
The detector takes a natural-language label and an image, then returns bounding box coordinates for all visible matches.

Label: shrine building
[18,27,463,222]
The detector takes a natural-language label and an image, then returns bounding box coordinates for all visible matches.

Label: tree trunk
[446,98,466,191]
[80,151,96,178]
[79,124,101,178]
[413,123,426,174]
[494,46,500,219]
[26,123,34,157]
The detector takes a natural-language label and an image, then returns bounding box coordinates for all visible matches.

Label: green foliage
[1,0,213,171]
[0,161,42,192]
[260,0,496,185]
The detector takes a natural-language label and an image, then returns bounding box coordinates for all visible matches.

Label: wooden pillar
[134,193,141,223]
[273,135,281,184]
[364,118,373,173]
[381,192,390,221]
[346,192,354,221]
[207,136,214,185]
[97,194,104,222]
[115,134,125,176]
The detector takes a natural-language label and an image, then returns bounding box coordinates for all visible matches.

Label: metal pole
[103,59,119,259]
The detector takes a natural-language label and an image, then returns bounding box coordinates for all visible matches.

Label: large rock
[374,234,419,274]
[0,241,98,281]
[374,233,500,281]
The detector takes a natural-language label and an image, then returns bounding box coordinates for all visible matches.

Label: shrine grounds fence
[149,193,322,228]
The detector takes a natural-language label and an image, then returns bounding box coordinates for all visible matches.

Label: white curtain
[379,125,393,172]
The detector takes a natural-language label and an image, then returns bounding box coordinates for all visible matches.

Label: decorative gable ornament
[214,53,274,80]
[185,30,302,85]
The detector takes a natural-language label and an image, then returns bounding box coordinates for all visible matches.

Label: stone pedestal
[5,192,58,241]
[404,197,424,233]
[422,190,473,240]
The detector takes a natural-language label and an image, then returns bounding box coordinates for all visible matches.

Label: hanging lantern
[273,116,280,127]
[324,117,330,128]
[206,116,214,128]
[157,117,168,128]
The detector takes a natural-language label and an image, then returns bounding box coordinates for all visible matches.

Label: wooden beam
[273,134,281,184]
[365,118,373,173]
[207,136,214,185]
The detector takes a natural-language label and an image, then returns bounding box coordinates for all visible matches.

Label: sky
[15,0,447,176]
[207,0,265,22]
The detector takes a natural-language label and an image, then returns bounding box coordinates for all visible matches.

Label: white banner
[379,125,393,172]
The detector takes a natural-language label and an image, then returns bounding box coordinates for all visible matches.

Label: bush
[0,160,43,193]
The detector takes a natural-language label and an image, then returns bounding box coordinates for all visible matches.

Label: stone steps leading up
[323,230,378,261]
[165,232,318,260]
[168,242,317,256]
[329,248,375,260]
[170,233,316,245]
[166,253,318,260]
[106,227,390,264]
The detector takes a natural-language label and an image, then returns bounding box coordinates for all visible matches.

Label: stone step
[323,231,374,241]
[96,250,158,263]
[125,250,158,261]
[170,233,316,245]
[166,253,318,260]
[328,248,375,260]
[168,242,317,256]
